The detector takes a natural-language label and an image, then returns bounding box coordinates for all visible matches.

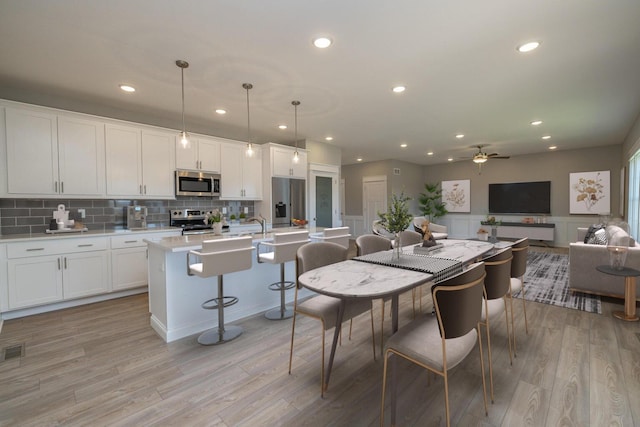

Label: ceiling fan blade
[490,155,510,159]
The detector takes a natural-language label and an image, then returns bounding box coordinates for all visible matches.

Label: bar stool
[257,230,310,320]
[187,236,254,345]
[314,226,351,248]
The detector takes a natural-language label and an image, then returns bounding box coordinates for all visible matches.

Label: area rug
[511,251,602,314]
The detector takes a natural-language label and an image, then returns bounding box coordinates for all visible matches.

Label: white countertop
[0,226,181,243]
[145,226,320,253]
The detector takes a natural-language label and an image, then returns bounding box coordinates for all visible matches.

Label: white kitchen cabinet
[175,135,221,173]
[271,145,307,179]
[6,237,109,310]
[105,125,175,198]
[5,108,105,197]
[220,142,262,200]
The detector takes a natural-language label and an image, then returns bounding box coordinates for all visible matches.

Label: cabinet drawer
[111,235,148,249]
[7,237,108,258]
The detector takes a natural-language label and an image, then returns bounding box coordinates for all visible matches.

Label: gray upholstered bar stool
[187,236,254,345]
[257,230,310,320]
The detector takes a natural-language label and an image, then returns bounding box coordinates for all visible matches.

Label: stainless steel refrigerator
[272,177,306,228]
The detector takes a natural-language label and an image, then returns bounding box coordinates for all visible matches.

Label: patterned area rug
[512,251,602,314]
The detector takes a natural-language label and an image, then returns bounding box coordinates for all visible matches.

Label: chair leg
[321,326,326,397]
[370,301,377,361]
[520,277,529,334]
[476,326,489,417]
[288,312,297,375]
[380,299,385,357]
[443,371,451,427]
[380,350,389,427]
[508,291,517,357]
[503,298,513,365]
[483,317,494,403]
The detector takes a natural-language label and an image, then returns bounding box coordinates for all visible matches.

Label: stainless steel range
[170,208,229,235]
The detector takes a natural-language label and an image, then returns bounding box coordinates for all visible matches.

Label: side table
[596,265,640,321]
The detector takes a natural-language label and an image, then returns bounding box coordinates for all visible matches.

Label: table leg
[324,299,346,392]
[390,294,399,425]
[613,277,639,321]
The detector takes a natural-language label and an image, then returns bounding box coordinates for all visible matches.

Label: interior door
[363,176,387,233]
[309,164,340,228]
[315,176,333,227]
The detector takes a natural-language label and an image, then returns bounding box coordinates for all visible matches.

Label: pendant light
[243,83,254,157]
[292,100,300,163]
[176,60,190,149]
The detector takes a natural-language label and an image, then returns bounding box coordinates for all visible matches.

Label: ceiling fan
[471,145,510,164]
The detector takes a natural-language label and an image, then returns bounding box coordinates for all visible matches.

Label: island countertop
[145,226,323,253]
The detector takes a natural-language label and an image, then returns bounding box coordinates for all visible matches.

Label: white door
[309,164,340,228]
[363,176,388,233]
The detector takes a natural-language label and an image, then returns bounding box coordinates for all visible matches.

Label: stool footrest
[201,296,239,310]
[268,280,296,292]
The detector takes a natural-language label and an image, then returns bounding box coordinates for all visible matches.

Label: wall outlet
[244,207,249,214]
[78,209,86,218]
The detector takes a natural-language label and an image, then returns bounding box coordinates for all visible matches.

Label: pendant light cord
[181,66,186,134]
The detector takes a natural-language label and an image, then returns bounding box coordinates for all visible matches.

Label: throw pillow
[589,228,608,245]
[584,223,605,244]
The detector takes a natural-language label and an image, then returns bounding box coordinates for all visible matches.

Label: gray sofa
[568,227,640,300]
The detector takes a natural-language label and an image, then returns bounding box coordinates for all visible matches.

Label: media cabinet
[479,222,555,242]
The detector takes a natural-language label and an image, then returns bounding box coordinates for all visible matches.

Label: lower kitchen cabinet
[7,255,63,309]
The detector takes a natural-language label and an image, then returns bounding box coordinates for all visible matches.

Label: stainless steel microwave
[175,171,220,197]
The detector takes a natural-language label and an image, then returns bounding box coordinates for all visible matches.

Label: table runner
[353,251,463,283]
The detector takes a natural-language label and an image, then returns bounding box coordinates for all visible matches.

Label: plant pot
[212,222,223,235]
[477,232,488,241]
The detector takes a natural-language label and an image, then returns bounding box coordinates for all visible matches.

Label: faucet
[247,214,266,234]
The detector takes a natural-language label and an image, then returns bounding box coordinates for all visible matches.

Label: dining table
[297,238,496,391]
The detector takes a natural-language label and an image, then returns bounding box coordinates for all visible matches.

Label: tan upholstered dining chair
[479,247,513,403]
[380,262,489,427]
[289,241,376,397]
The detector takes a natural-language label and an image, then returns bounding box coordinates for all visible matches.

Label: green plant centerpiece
[239,212,246,221]
[378,192,413,259]
[418,182,448,222]
[206,209,223,234]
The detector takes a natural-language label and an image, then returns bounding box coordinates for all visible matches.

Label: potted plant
[230,214,237,224]
[418,182,448,222]
[239,212,247,222]
[206,209,223,234]
[477,228,489,241]
[378,192,413,259]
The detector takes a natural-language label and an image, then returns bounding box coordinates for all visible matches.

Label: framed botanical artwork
[569,170,610,214]
[441,179,470,213]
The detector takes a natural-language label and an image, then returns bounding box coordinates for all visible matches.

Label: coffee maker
[125,206,147,229]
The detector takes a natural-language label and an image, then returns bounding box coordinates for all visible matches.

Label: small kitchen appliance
[125,206,148,229]
[175,170,221,197]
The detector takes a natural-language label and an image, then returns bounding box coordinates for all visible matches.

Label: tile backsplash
[0,198,255,236]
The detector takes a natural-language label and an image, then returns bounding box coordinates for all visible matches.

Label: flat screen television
[488,181,551,214]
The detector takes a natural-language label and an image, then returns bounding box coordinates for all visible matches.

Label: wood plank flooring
[1,247,639,426]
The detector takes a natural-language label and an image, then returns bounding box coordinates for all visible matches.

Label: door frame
[309,163,340,228]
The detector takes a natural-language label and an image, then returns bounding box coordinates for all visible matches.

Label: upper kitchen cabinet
[220,142,262,200]
[175,135,221,173]
[270,144,307,179]
[4,107,105,197]
[106,124,175,199]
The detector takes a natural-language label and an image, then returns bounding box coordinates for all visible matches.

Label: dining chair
[397,229,427,316]
[289,241,376,397]
[479,247,513,403]
[380,262,488,427]
[355,234,393,356]
[509,237,529,356]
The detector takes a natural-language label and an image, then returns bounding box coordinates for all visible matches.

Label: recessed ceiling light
[119,84,135,93]
[400,143,408,148]
[455,134,464,139]
[549,145,557,150]
[530,120,543,126]
[392,86,406,93]
[215,109,226,115]
[278,124,288,130]
[427,151,434,156]
[517,41,541,53]
[313,37,332,48]
[356,157,363,162]
[447,158,454,162]
[325,136,333,141]
[542,135,551,140]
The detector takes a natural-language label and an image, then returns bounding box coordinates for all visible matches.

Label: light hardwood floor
[1,249,639,426]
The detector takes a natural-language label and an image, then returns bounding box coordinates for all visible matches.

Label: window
[628,149,640,240]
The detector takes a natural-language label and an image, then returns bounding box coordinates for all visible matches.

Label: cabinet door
[175,137,199,171]
[5,108,58,195]
[141,130,175,197]
[57,116,105,196]
[271,147,293,177]
[106,124,142,196]
[220,143,244,199]
[242,146,263,199]
[8,255,63,309]
[111,247,148,291]
[197,137,221,173]
[63,251,109,299]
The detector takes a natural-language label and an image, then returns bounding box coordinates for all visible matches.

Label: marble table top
[402,238,497,264]
[298,260,433,300]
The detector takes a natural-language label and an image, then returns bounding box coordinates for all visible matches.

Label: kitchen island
[145,227,317,342]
